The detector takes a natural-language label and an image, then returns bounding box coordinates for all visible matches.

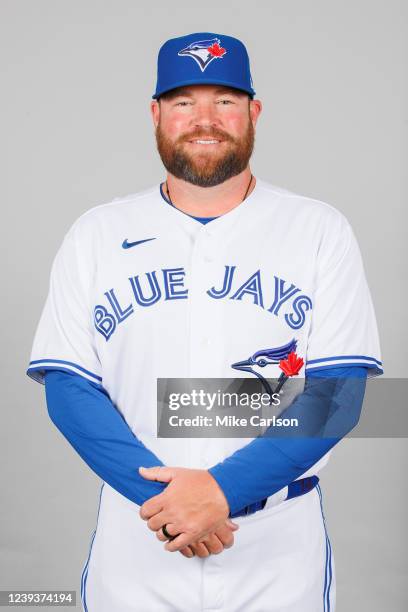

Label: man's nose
[190,101,220,127]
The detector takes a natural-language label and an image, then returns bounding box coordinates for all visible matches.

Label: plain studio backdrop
[1,1,407,610]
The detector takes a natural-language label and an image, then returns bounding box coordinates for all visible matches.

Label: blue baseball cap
[152,32,256,99]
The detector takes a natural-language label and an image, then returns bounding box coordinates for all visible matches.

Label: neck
[164,169,256,217]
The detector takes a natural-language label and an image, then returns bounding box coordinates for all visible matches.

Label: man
[27,32,383,611]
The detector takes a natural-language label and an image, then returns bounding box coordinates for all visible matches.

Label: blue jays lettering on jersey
[93,265,313,341]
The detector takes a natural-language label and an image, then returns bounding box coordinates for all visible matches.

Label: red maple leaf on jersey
[279,352,304,377]
[208,43,226,57]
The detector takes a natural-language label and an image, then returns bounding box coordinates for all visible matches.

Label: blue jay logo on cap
[178,37,227,72]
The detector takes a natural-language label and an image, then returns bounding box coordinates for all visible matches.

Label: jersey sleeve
[305,210,383,378]
[26,216,102,385]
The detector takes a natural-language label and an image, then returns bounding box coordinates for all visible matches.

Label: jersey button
[203,254,214,263]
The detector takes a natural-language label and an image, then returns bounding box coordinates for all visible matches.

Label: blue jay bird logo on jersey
[232,338,304,401]
[178,38,227,72]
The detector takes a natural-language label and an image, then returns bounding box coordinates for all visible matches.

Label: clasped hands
[138,466,239,558]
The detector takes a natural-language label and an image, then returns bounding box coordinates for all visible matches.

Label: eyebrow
[163,87,240,100]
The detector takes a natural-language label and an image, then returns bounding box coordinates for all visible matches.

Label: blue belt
[230,475,320,518]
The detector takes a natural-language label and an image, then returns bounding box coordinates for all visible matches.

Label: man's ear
[249,98,262,128]
[151,100,160,129]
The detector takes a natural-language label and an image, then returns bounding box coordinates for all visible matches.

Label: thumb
[138,466,175,483]
[225,518,240,531]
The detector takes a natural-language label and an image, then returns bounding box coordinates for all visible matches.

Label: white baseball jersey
[27,178,382,611]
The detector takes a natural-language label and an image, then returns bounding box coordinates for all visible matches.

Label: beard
[155,120,255,188]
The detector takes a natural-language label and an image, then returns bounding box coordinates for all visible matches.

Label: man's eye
[175,101,191,106]
[217,99,233,105]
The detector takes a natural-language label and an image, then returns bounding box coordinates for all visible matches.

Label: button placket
[188,228,219,375]
[186,227,223,469]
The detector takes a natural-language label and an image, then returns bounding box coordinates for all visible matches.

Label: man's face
[151,85,262,187]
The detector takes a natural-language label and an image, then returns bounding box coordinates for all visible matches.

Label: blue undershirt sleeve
[44,369,167,506]
[208,366,368,516]
[44,366,367,517]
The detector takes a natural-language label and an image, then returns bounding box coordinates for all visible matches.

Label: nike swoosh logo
[122,238,156,249]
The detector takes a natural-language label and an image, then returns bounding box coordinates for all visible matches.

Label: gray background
[1,1,407,610]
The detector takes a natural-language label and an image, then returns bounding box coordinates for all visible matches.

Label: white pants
[81,483,335,612]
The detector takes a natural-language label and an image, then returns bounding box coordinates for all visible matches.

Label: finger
[154,523,179,540]
[147,513,175,532]
[179,546,195,558]
[215,526,235,548]
[138,466,174,483]
[156,529,168,542]
[218,532,234,548]
[201,534,224,555]
[139,495,165,520]
[165,532,200,552]
[225,519,240,531]
[189,542,210,558]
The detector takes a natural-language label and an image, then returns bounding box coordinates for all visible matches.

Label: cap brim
[153,78,255,99]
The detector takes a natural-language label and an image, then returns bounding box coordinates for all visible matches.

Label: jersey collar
[158,178,260,234]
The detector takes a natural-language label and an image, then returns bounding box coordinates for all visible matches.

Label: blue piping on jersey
[305,363,383,377]
[317,483,333,611]
[27,359,103,384]
[80,483,105,612]
[307,355,382,366]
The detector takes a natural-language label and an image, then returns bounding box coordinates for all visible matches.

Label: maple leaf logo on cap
[207,42,226,57]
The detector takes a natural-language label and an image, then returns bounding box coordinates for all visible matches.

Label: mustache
[180,130,233,143]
